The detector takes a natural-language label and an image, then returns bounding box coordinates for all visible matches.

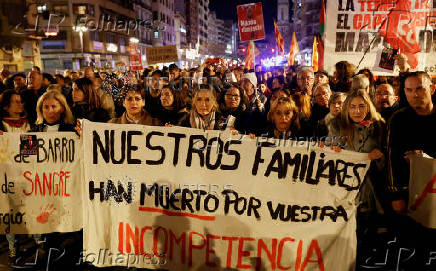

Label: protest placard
[408,155,436,228]
[0,132,82,234]
[145,45,178,65]
[324,0,436,75]
[81,120,371,270]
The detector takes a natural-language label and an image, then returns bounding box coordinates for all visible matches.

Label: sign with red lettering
[408,155,436,228]
[324,0,436,75]
[0,133,82,234]
[237,2,266,42]
[129,42,143,71]
[82,120,371,269]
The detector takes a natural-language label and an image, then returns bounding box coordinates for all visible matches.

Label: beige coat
[108,110,160,126]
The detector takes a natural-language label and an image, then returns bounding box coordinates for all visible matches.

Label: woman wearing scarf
[182,85,226,130]
[328,89,387,260]
[0,90,31,133]
[0,90,31,263]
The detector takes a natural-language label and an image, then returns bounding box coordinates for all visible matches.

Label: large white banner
[325,0,436,75]
[82,120,371,270]
[408,155,436,228]
[0,132,82,234]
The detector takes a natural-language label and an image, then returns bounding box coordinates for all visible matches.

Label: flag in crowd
[273,20,285,55]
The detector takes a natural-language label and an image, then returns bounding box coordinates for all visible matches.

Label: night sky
[209,0,277,36]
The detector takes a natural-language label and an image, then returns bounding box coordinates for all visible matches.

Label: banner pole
[252,40,255,71]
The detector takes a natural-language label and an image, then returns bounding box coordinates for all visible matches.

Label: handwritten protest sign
[0,133,82,234]
[145,45,178,65]
[81,120,371,269]
[325,0,436,75]
[408,155,436,228]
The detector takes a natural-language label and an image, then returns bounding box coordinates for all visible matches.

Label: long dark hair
[74,78,100,109]
[0,89,26,118]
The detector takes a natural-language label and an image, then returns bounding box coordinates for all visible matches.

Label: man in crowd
[42,73,56,88]
[293,67,315,117]
[22,71,47,124]
[351,74,370,93]
[374,83,399,121]
[13,73,27,92]
[169,63,182,88]
[388,71,436,212]
[295,67,315,96]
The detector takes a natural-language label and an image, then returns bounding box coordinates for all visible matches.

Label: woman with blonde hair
[330,89,385,152]
[32,90,75,132]
[181,85,226,130]
[265,96,312,139]
[328,89,387,240]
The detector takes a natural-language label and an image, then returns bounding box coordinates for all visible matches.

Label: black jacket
[30,122,76,132]
[21,87,46,125]
[156,108,189,126]
[387,107,436,201]
[72,104,111,123]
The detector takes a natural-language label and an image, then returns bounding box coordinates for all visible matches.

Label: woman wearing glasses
[218,83,250,132]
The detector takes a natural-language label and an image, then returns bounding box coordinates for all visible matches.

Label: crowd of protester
[0,56,435,270]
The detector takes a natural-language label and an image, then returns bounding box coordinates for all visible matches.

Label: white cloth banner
[408,155,436,228]
[325,0,436,75]
[82,120,371,270]
[0,132,82,234]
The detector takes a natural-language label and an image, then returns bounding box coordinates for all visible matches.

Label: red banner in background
[237,2,266,42]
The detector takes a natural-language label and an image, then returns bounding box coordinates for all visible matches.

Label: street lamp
[129,37,139,44]
[73,26,88,54]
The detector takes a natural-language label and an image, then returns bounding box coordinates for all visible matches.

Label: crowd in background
[0,55,435,270]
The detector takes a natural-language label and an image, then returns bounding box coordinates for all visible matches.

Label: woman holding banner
[157,85,189,126]
[264,96,313,139]
[0,90,31,262]
[181,85,227,130]
[108,86,160,126]
[31,90,75,132]
[218,83,250,132]
[328,89,387,250]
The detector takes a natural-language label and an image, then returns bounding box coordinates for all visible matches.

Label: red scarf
[2,118,28,127]
[358,120,372,127]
